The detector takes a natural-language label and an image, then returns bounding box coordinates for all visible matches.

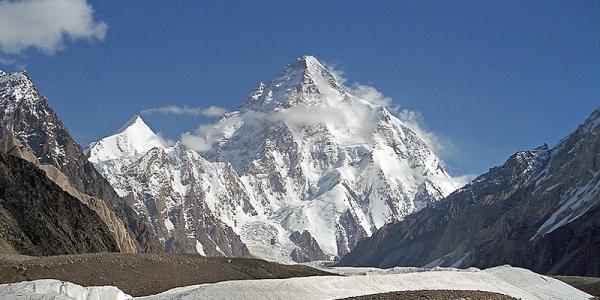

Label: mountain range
[0,57,598,276]
[86,56,463,262]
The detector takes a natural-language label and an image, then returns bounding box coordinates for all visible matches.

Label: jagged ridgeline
[340,108,600,277]
[87,56,465,262]
[0,70,162,255]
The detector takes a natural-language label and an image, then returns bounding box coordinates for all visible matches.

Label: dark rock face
[289,231,328,262]
[336,209,369,257]
[162,195,252,257]
[0,153,119,255]
[0,71,162,253]
[340,108,600,277]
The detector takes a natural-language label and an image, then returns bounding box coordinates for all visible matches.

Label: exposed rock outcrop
[340,108,600,277]
[0,135,137,253]
[0,70,162,253]
[0,151,119,255]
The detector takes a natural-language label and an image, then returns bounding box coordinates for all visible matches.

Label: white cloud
[155,132,176,147]
[393,108,444,154]
[330,68,440,153]
[181,115,240,152]
[0,0,107,54]
[141,105,228,117]
[351,84,392,107]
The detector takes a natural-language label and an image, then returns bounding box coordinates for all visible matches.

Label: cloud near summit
[180,67,447,161]
[0,0,107,54]
[141,105,228,117]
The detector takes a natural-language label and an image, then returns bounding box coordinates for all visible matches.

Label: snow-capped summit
[88,115,164,164]
[0,70,70,168]
[201,56,463,261]
[0,71,40,112]
[88,56,465,262]
[240,55,346,112]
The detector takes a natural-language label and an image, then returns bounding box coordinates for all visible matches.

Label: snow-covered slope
[201,56,461,261]
[0,279,131,300]
[87,119,251,256]
[146,266,591,300]
[88,56,464,262]
[0,266,591,300]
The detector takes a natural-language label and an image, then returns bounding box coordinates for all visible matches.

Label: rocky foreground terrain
[0,152,119,255]
[0,253,330,296]
[339,290,517,300]
[0,254,596,299]
[555,276,600,298]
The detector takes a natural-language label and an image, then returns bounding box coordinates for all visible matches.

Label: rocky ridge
[0,70,162,254]
[340,108,600,276]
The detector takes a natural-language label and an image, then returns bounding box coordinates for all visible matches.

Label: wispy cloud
[0,0,107,54]
[181,70,431,155]
[141,105,228,117]
[0,56,25,70]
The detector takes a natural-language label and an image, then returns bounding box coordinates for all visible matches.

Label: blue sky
[0,0,599,176]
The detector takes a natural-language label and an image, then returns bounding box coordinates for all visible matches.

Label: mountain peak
[113,115,147,135]
[0,70,30,84]
[239,55,347,112]
[299,54,318,62]
[87,115,164,164]
[294,55,325,71]
[580,107,600,134]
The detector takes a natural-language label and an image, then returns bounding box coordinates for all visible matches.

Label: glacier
[0,266,591,300]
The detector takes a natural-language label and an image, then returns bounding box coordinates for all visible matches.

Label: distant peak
[113,115,153,135]
[297,55,321,65]
[240,55,346,112]
[88,115,163,163]
[290,55,327,74]
[171,140,187,150]
[580,107,600,134]
[0,70,30,82]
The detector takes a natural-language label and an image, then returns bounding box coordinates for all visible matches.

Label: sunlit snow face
[182,79,401,152]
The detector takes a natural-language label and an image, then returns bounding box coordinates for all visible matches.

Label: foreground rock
[0,70,161,253]
[0,265,590,300]
[554,276,600,298]
[339,290,517,300]
[0,253,330,297]
[0,153,119,255]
